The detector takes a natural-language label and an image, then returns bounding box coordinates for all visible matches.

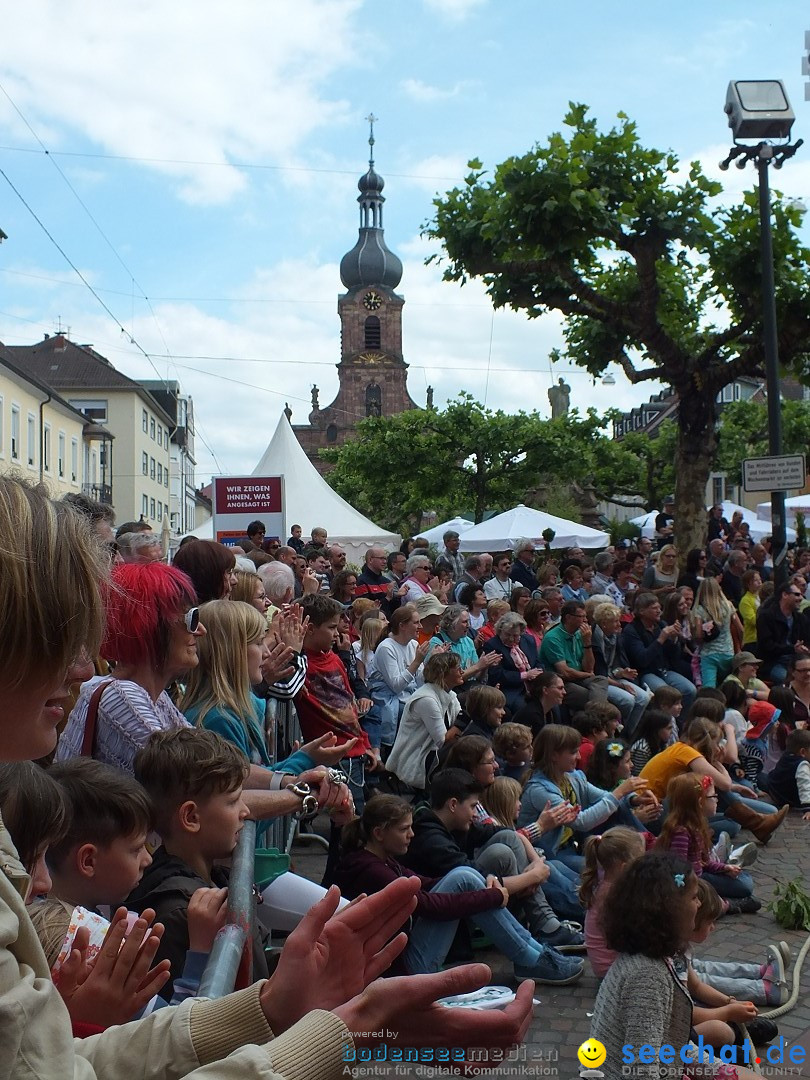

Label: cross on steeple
[365,113,378,167]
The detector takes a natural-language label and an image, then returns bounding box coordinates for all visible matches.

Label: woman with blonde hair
[693,576,742,688]
[641,543,679,596]
[231,569,271,615]
[181,599,315,779]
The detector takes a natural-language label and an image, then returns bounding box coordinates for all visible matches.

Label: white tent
[629,510,658,539]
[719,500,795,542]
[416,516,474,546]
[756,494,810,528]
[250,414,400,562]
[458,504,609,552]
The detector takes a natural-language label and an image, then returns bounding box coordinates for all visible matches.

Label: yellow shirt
[738,591,760,647]
[639,742,702,800]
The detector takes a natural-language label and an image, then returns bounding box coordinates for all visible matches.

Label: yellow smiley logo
[577,1039,606,1069]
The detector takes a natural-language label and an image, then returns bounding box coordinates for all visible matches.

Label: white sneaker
[729,842,758,867]
[712,831,732,863]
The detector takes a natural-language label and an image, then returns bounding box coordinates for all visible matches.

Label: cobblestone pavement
[290,812,810,1080]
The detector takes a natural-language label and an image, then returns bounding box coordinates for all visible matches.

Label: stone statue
[365,381,382,417]
[426,386,434,409]
[284,402,292,421]
[548,377,571,418]
[311,385,319,411]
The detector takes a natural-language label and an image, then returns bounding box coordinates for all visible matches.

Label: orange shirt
[639,742,702,800]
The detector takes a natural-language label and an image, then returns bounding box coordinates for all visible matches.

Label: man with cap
[413,593,446,645]
[721,652,770,703]
[654,495,675,549]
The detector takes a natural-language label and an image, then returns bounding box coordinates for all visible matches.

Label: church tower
[292,117,420,473]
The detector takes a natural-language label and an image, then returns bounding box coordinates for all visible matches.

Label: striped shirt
[56,677,189,773]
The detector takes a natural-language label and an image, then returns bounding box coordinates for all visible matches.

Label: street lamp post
[721,80,802,586]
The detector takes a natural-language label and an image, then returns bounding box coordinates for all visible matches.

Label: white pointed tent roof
[251,414,400,558]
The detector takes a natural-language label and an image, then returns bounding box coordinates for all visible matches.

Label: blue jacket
[517,768,626,855]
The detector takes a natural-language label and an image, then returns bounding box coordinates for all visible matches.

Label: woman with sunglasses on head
[57,562,204,774]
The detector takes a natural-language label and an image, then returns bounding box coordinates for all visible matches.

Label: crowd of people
[1,489,808,1079]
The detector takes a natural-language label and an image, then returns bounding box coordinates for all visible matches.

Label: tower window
[364,316,381,350]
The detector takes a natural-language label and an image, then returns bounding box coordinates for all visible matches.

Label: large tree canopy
[321,393,606,534]
[426,104,810,553]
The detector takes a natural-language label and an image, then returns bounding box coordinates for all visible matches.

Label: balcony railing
[82,483,113,506]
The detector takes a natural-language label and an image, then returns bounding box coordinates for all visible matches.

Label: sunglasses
[184,607,200,633]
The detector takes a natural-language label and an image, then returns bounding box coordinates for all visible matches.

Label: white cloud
[421,0,488,22]
[400,78,469,104]
[1,0,365,204]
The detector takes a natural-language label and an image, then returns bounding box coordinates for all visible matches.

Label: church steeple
[339,115,403,291]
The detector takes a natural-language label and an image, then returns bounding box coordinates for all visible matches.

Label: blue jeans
[607,682,652,736]
[719,790,778,817]
[701,868,755,900]
[700,653,733,688]
[543,858,584,921]
[404,866,544,973]
[641,671,696,713]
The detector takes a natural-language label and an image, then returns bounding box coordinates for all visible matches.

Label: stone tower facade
[293,123,420,473]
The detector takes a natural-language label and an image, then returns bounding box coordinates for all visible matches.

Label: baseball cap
[413,593,446,619]
[664,494,675,505]
[731,651,762,671]
[747,700,779,740]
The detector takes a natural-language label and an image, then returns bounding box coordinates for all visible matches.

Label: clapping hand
[334,964,534,1077]
[259,877,419,1034]
[54,907,171,1027]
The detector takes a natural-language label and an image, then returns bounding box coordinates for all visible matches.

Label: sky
[1,1,810,485]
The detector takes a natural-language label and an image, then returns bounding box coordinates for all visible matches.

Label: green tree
[591,417,678,512]
[321,393,606,534]
[426,105,810,555]
[715,398,810,487]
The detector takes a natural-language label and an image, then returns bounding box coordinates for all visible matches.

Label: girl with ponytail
[579,826,646,977]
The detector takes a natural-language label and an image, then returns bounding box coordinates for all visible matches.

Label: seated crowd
[0,491,806,1079]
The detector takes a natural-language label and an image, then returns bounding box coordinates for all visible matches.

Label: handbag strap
[80,679,115,757]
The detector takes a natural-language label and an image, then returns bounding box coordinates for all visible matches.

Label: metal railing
[198,819,257,999]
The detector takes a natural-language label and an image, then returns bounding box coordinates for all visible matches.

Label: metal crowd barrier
[197,697,332,997]
[198,818,257,999]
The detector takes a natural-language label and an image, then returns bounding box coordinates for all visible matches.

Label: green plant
[767,877,810,930]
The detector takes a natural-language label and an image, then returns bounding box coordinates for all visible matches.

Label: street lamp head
[725,80,794,141]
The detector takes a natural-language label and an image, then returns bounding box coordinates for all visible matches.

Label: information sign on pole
[212,475,284,546]
[742,454,806,493]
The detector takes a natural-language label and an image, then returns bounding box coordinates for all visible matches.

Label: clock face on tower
[362,290,383,311]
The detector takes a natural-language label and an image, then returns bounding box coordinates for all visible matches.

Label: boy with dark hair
[47,758,154,909]
[129,727,268,999]
[570,710,609,771]
[295,593,377,812]
[760,728,810,812]
[404,769,586,955]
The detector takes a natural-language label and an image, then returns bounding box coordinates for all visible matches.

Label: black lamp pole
[756,146,788,586]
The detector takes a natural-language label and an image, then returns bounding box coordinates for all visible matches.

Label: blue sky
[1,0,809,483]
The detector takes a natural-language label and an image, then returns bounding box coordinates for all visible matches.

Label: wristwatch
[286,781,319,818]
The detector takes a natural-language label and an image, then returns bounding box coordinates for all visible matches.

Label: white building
[5,334,174,527]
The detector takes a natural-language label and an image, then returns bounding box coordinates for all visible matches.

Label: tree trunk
[673,385,718,563]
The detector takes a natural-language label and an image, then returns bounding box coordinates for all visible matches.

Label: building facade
[4,334,173,527]
[140,381,197,536]
[0,345,88,498]
[292,128,421,473]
